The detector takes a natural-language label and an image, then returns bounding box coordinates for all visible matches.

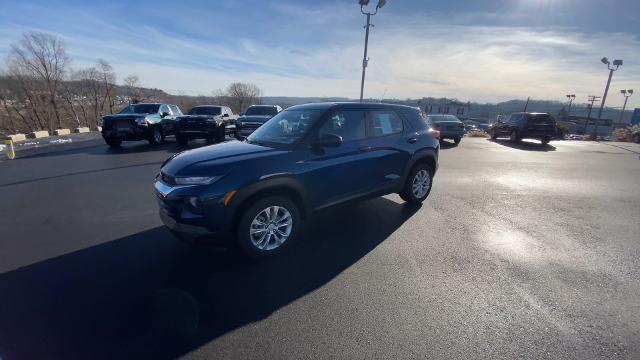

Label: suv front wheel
[400,163,433,205]
[509,130,520,143]
[237,196,301,258]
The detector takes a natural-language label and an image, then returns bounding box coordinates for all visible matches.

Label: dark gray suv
[490,112,557,145]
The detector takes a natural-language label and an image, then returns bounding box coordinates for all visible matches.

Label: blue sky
[1,0,639,106]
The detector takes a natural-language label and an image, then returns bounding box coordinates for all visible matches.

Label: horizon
[1,0,639,108]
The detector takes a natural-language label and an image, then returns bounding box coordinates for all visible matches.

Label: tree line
[0,31,263,137]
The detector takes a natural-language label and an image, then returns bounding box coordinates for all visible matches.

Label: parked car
[235,105,283,138]
[426,114,465,145]
[464,125,478,132]
[490,112,557,145]
[476,124,491,132]
[101,103,182,147]
[175,105,237,145]
[154,102,439,257]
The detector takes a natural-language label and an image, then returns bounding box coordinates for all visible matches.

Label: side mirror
[161,112,170,118]
[222,113,229,118]
[313,133,342,148]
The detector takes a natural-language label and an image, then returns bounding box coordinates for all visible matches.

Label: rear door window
[526,114,553,125]
[367,110,403,137]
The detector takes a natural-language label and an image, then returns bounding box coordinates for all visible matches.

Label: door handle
[407,137,417,144]
[359,146,372,152]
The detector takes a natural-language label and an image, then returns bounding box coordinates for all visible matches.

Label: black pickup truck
[175,105,238,145]
[101,103,182,147]
[235,105,283,138]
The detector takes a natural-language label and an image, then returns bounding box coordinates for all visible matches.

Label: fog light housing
[183,196,203,214]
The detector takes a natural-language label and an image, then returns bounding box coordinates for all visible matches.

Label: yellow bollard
[4,139,15,159]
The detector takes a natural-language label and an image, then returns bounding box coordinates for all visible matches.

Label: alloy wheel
[249,206,293,251]
[412,169,431,198]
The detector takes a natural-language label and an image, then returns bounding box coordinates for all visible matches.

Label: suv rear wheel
[236,196,301,258]
[541,137,551,145]
[509,130,520,143]
[400,163,433,205]
[105,137,122,148]
[453,136,461,145]
[176,134,188,146]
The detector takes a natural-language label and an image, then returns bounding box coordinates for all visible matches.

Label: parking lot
[0,137,639,359]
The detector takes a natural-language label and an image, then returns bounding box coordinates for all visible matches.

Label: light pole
[566,94,576,120]
[619,89,634,122]
[358,0,386,102]
[595,57,623,137]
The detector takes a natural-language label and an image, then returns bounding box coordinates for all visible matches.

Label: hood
[162,140,284,176]
[239,115,272,123]
[103,113,150,120]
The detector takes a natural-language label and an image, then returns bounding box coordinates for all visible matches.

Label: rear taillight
[429,128,441,140]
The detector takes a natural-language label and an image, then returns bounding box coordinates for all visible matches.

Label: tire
[176,134,188,146]
[632,133,640,144]
[490,130,497,140]
[205,135,214,145]
[453,136,461,145]
[105,137,122,148]
[509,130,520,143]
[236,196,301,258]
[215,126,226,143]
[148,126,163,145]
[400,163,434,205]
[541,137,550,145]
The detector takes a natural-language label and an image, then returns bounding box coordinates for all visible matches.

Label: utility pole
[358,0,386,102]
[595,58,623,137]
[566,94,576,120]
[619,90,634,122]
[523,97,530,112]
[584,95,600,134]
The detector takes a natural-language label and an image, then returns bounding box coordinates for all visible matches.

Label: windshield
[247,109,322,146]
[188,106,221,116]
[245,106,278,116]
[119,104,160,114]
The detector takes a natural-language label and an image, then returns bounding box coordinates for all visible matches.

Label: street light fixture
[358,0,386,102]
[595,57,623,138]
[619,89,634,122]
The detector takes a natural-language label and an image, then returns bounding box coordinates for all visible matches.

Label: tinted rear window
[427,115,461,123]
[526,114,554,125]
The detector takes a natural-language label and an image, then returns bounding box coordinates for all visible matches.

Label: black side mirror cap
[161,112,170,118]
[312,133,343,148]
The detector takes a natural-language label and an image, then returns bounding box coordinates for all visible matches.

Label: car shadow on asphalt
[488,138,557,152]
[0,197,419,359]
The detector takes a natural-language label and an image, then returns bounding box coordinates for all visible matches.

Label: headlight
[135,117,148,125]
[174,175,224,185]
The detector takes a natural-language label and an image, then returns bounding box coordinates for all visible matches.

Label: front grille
[179,119,210,132]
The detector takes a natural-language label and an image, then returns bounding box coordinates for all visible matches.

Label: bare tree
[224,82,262,114]
[97,59,116,113]
[7,32,68,130]
[123,74,143,104]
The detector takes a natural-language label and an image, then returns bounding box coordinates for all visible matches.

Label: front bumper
[154,180,231,238]
[102,124,150,140]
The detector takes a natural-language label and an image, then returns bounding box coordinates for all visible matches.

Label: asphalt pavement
[0,137,639,359]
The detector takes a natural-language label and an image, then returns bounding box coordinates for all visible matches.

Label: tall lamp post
[619,89,634,122]
[595,57,623,137]
[566,94,576,120]
[358,0,386,102]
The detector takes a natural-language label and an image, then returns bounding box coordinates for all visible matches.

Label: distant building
[424,99,470,119]
[632,108,640,125]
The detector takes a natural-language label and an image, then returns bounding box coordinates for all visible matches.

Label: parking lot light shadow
[0,197,418,359]
[488,138,557,152]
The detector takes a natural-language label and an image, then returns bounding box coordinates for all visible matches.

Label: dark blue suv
[154,102,439,257]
